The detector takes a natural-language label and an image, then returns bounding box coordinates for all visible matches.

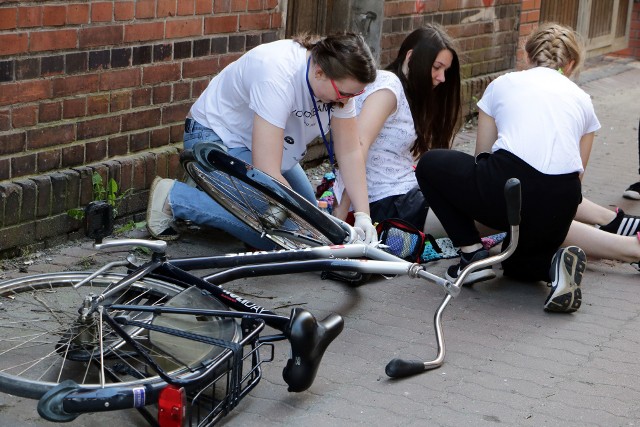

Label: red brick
[114,1,135,20]
[77,116,121,139]
[142,63,180,85]
[440,0,458,11]
[0,33,28,55]
[173,82,191,101]
[124,22,165,42]
[158,0,177,17]
[37,150,62,173]
[39,101,62,122]
[130,130,150,152]
[213,0,230,13]
[162,102,191,124]
[196,0,213,14]
[192,77,210,95]
[170,123,183,143]
[135,0,156,19]
[177,0,196,15]
[62,144,85,168]
[52,74,99,97]
[110,91,132,112]
[384,2,398,17]
[67,4,90,24]
[153,85,172,104]
[247,0,262,11]
[239,13,270,30]
[132,88,152,107]
[121,108,161,131]
[91,2,114,22]
[265,0,278,8]
[18,80,51,103]
[86,140,107,163]
[87,95,110,116]
[0,7,17,30]
[30,29,77,52]
[204,15,238,34]
[12,105,37,128]
[0,109,9,131]
[0,83,18,106]
[12,153,37,178]
[27,123,75,149]
[17,6,42,28]
[150,127,170,148]
[398,0,417,14]
[183,57,220,78]
[0,159,9,181]
[99,68,141,90]
[0,132,26,155]
[231,0,246,12]
[271,11,282,28]
[78,25,123,48]
[166,17,202,38]
[63,97,87,119]
[42,5,66,26]
[219,53,241,68]
[108,135,129,156]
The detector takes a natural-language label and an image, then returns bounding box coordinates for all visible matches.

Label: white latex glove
[353,211,378,245]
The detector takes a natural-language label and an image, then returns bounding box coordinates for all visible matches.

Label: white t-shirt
[189,39,356,171]
[477,67,600,174]
[334,70,417,204]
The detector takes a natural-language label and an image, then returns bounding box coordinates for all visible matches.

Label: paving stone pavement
[0,57,639,427]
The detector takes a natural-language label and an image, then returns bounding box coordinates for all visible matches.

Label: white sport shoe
[544,246,586,313]
[146,177,180,241]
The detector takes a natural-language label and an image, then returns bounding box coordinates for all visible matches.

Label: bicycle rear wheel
[180,143,349,249]
[0,272,238,399]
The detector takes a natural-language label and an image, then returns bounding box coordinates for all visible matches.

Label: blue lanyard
[305,56,335,173]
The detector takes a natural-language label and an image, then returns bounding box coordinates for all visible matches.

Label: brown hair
[293,32,376,84]
[525,23,585,74]
[385,24,461,156]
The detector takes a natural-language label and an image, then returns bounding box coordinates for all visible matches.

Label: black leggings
[415,149,582,282]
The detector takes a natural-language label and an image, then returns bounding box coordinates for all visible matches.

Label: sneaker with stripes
[597,208,640,236]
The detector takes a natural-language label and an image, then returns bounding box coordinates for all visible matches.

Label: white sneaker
[544,246,586,313]
[146,177,179,240]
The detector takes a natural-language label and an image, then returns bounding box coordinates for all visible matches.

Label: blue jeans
[170,119,316,249]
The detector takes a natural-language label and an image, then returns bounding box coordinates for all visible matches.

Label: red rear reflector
[158,385,186,427]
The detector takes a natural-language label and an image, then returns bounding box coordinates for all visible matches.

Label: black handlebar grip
[503,178,521,226]
[385,358,426,378]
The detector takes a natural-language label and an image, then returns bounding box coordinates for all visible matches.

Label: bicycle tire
[180,143,349,249]
[0,272,239,399]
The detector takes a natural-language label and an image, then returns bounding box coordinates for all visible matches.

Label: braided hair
[525,23,585,75]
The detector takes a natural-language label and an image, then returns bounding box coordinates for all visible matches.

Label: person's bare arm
[331,115,370,214]
[334,89,396,219]
[251,113,288,186]
[475,109,498,156]
[578,131,595,179]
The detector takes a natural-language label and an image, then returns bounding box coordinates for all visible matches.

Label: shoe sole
[146,177,180,241]
[544,246,586,313]
[623,190,640,200]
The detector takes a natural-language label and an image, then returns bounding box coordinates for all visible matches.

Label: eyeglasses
[330,79,365,100]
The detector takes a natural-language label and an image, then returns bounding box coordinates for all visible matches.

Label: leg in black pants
[416,149,582,282]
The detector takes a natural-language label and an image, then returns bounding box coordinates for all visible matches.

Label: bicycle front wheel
[181,143,349,249]
[0,272,238,399]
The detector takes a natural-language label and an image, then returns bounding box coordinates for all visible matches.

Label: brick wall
[0,0,282,257]
[380,0,522,117]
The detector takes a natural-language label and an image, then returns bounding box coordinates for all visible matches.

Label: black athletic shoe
[597,208,640,236]
[445,248,496,286]
[544,246,586,313]
[623,182,640,200]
